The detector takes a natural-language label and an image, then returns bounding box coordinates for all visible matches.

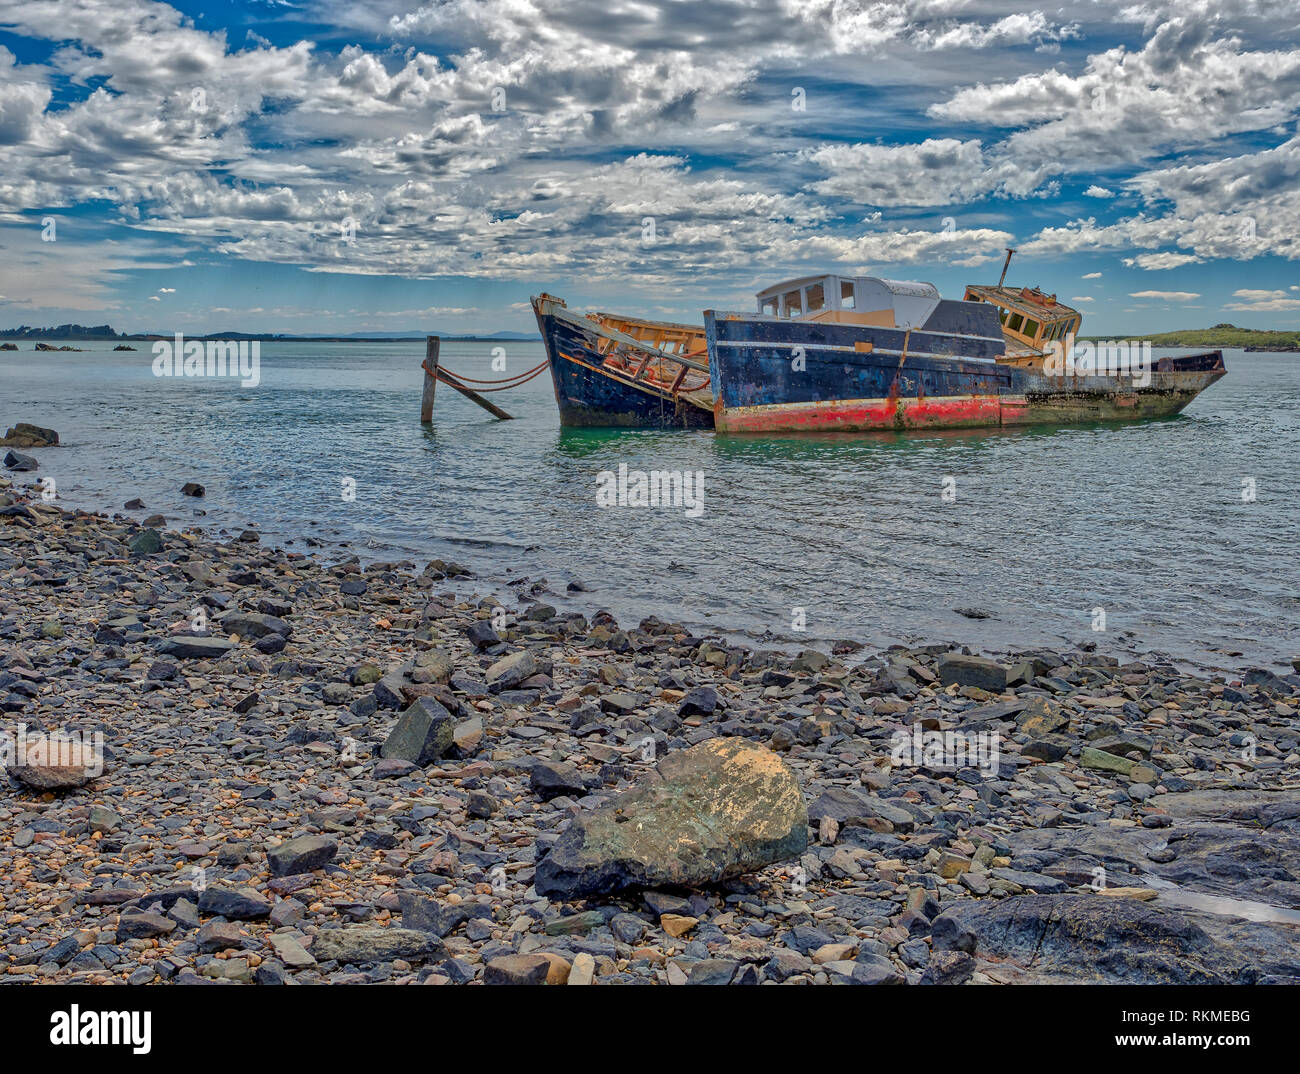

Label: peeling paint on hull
[716,389,1213,432]
[706,311,1226,434]
[534,306,714,429]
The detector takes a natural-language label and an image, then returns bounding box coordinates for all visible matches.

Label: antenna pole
[998,248,1015,288]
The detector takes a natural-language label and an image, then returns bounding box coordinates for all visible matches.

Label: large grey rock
[937,653,1008,692]
[413,648,454,682]
[485,649,538,691]
[128,528,163,555]
[933,894,1280,984]
[221,610,291,639]
[1,422,59,447]
[158,635,237,659]
[3,449,38,471]
[116,912,176,941]
[379,697,454,765]
[534,737,808,899]
[807,787,916,832]
[530,759,588,800]
[197,885,271,920]
[483,953,550,985]
[399,892,474,937]
[7,736,103,792]
[267,835,337,877]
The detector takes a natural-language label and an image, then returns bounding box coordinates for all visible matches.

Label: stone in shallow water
[2,422,58,447]
[3,450,38,472]
[534,737,808,900]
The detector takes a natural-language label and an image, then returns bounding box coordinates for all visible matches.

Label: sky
[1,0,1299,336]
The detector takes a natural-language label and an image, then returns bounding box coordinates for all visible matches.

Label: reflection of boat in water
[532,250,1226,432]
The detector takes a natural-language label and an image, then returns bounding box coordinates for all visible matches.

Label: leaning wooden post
[420,335,440,422]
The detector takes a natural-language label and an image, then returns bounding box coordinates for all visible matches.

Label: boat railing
[552,305,711,400]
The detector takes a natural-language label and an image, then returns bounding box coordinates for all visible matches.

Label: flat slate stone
[158,635,237,659]
[937,653,1008,692]
[267,834,338,877]
[312,927,443,965]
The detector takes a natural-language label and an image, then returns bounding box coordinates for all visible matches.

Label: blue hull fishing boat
[531,294,713,428]
[532,251,1226,431]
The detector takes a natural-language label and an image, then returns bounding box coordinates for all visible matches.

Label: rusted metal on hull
[528,279,1228,434]
[715,379,1221,433]
[718,394,1006,433]
[532,294,714,429]
[706,307,1226,433]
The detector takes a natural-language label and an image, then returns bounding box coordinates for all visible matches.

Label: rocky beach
[3,469,1300,987]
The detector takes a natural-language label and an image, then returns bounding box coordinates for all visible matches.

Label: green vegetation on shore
[1080,323,1300,351]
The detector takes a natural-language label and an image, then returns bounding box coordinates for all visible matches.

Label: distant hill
[1081,323,1300,352]
[0,324,540,343]
[0,324,124,340]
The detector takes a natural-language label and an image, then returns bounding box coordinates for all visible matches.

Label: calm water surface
[3,340,1296,671]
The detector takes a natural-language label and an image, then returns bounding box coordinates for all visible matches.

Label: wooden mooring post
[419,333,514,421]
[420,336,439,423]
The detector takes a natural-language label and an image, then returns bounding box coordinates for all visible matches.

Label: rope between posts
[422,358,548,388]
[438,368,547,392]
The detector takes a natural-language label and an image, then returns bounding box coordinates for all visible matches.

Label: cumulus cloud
[0,0,1298,319]
[1123,252,1203,269]
[1226,287,1300,310]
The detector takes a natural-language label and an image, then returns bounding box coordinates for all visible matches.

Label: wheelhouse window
[1006,312,1023,332]
[840,280,856,310]
[783,289,802,317]
[806,281,825,312]
[760,296,778,316]
[1023,318,1040,339]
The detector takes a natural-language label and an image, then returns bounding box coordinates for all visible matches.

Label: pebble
[0,486,1296,987]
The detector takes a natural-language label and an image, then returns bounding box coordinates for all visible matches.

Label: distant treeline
[0,324,541,343]
[0,324,124,339]
[1080,323,1300,352]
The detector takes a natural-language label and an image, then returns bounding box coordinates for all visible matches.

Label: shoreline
[3,474,1300,985]
[6,464,1270,681]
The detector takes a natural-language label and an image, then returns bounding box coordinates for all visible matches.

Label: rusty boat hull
[703,309,1226,433]
[532,294,714,429]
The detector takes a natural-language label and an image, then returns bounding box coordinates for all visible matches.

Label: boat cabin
[756,275,943,331]
[963,283,1080,357]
